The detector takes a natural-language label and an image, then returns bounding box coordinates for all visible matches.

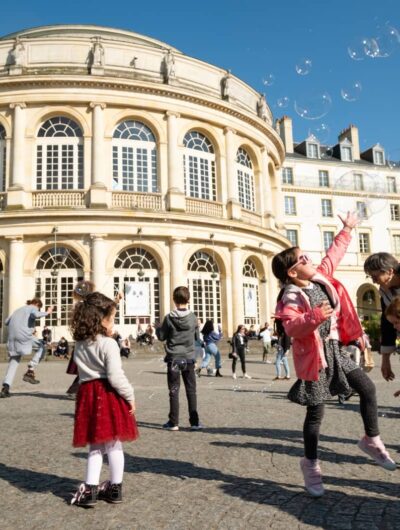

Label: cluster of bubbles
[348,24,400,60]
[308,123,330,143]
[295,58,312,76]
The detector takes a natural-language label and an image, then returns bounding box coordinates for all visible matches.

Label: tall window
[341,146,352,162]
[187,251,221,325]
[374,150,384,165]
[357,201,368,219]
[307,143,319,159]
[387,177,397,193]
[319,170,329,187]
[0,125,5,192]
[323,231,334,251]
[393,235,400,255]
[35,247,84,327]
[112,121,157,192]
[113,248,160,326]
[359,233,370,254]
[242,258,259,326]
[284,196,296,215]
[282,167,293,185]
[390,204,400,221]
[36,117,83,190]
[286,229,298,246]
[354,173,364,191]
[183,131,216,201]
[236,148,255,211]
[321,199,333,217]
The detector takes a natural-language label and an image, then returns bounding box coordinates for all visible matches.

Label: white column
[7,236,24,315]
[169,237,186,303]
[267,255,279,316]
[224,127,241,219]
[9,103,26,189]
[90,102,106,187]
[166,111,181,191]
[91,234,107,289]
[230,244,244,326]
[261,147,273,228]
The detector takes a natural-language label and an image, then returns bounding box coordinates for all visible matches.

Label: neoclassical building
[0,25,287,340]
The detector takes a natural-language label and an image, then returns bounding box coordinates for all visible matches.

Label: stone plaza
[0,347,399,530]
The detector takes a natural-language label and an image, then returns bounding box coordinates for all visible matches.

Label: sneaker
[71,483,98,507]
[358,436,397,471]
[266,360,272,364]
[232,373,237,380]
[207,368,216,376]
[300,457,325,497]
[23,371,40,385]
[195,368,202,377]
[98,481,122,504]
[243,373,252,379]
[0,383,10,398]
[284,376,291,380]
[163,421,179,431]
[190,423,204,431]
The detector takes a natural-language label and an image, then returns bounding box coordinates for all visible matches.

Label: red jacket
[275,229,363,381]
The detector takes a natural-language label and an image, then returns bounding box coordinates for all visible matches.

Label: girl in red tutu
[70,291,138,508]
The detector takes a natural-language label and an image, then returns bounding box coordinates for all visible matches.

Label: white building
[277,116,400,318]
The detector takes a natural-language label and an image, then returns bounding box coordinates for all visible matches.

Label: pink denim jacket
[275,229,363,381]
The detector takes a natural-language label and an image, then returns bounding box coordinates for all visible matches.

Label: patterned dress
[287,281,359,407]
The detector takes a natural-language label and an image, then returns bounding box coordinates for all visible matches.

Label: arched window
[35,247,84,328]
[183,131,216,201]
[36,117,83,190]
[112,121,157,192]
[187,251,221,324]
[362,290,376,307]
[242,258,260,326]
[114,247,160,327]
[236,147,255,211]
[0,125,6,192]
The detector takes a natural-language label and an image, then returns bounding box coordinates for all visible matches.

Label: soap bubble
[363,37,380,58]
[308,123,331,143]
[348,38,366,60]
[74,280,94,299]
[277,96,290,108]
[294,91,332,120]
[262,73,275,86]
[375,24,400,57]
[295,58,312,76]
[341,81,362,102]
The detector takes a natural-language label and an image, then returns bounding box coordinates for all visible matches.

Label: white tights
[85,440,124,485]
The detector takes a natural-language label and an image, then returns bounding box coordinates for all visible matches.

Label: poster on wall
[125,282,150,316]
[244,286,257,318]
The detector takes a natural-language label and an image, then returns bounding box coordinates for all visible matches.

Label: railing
[32,191,86,208]
[185,197,224,218]
[241,209,262,226]
[112,192,163,210]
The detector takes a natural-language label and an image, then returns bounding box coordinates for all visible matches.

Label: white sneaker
[232,373,237,380]
[243,373,252,379]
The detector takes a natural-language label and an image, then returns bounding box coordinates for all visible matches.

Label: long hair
[26,298,43,308]
[70,292,116,341]
[201,320,214,336]
[271,247,299,284]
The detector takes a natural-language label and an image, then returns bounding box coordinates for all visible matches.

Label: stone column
[91,234,107,289]
[7,103,30,209]
[166,111,185,211]
[169,237,186,304]
[224,127,241,220]
[89,102,110,208]
[230,244,243,326]
[261,147,274,228]
[267,255,279,316]
[7,236,24,315]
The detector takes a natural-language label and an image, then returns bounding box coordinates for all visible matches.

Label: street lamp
[209,233,218,279]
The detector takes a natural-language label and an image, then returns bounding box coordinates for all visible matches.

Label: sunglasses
[288,253,312,273]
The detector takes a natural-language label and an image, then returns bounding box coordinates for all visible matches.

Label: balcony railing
[32,191,86,208]
[185,197,224,218]
[112,192,163,211]
[241,209,262,226]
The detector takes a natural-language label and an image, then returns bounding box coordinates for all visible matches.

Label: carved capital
[89,102,106,110]
[165,111,180,119]
[9,102,26,110]
[223,126,237,136]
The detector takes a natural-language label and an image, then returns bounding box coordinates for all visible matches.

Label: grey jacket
[6,304,49,357]
[156,309,199,361]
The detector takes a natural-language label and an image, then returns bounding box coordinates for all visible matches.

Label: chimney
[338,125,360,160]
[276,116,293,154]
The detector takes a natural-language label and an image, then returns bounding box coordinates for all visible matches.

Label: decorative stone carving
[163,49,175,83]
[90,37,105,75]
[222,69,232,100]
[9,37,26,75]
[257,93,268,121]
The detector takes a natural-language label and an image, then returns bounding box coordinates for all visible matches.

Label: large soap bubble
[277,96,290,108]
[262,73,275,86]
[295,58,312,76]
[294,91,332,120]
[341,81,362,102]
[308,123,330,143]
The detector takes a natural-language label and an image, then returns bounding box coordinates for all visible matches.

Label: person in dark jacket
[231,324,252,380]
[54,336,69,358]
[273,318,291,380]
[363,252,400,381]
[156,286,202,431]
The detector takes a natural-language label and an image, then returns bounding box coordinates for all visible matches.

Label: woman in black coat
[231,324,252,380]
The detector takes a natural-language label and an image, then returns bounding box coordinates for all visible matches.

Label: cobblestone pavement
[0,351,399,530]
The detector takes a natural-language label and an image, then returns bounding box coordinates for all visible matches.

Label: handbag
[66,353,78,375]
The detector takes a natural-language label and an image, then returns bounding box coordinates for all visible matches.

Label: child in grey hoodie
[156,286,202,431]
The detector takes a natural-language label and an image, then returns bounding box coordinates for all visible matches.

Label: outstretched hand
[338,211,359,232]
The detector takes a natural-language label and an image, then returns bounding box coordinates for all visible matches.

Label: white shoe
[232,373,237,380]
[243,373,252,379]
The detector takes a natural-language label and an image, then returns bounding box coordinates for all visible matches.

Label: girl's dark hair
[363,253,400,275]
[27,298,43,308]
[271,247,299,284]
[70,292,117,341]
[235,324,245,334]
[201,320,214,336]
[274,287,286,337]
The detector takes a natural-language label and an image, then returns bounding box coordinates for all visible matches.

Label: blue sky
[1,0,399,157]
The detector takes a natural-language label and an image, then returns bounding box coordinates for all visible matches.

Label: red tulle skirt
[73,379,139,447]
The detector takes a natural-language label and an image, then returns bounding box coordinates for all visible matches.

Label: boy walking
[156,286,202,431]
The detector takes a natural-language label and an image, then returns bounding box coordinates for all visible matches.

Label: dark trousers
[167,361,199,427]
[232,348,246,374]
[303,367,379,460]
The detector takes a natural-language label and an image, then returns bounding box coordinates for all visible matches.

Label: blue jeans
[201,343,222,369]
[275,346,290,378]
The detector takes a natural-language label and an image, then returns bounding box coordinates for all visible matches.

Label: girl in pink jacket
[272,212,396,498]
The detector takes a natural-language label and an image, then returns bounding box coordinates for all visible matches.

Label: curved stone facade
[0,25,286,339]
